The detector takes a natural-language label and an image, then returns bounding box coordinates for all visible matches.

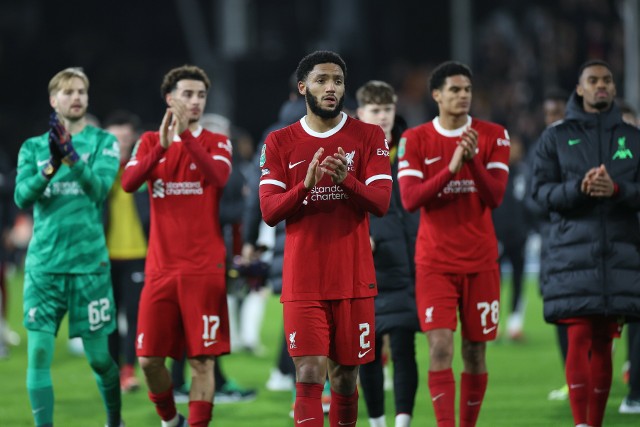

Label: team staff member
[355,80,421,427]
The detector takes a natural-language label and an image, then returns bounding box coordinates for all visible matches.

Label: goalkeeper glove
[40,157,61,180]
[49,112,79,164]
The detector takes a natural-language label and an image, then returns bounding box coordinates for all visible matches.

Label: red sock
[294,383,324,427]
[459,372,487,427]
[428,369,455,427]
[566,322,592,426]
[148,387,177,422]
[329,388,358,427]
[587,321,614,427]
[188,401,213,427]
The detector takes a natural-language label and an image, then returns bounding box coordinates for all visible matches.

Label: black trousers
[359,327,418,418]
[108,258,145,367]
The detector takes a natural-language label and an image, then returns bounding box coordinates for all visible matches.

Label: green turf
[0,270,635,426]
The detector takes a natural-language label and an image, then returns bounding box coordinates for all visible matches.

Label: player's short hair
[356,80,397,107]
[48,67,89,95]
[295,50,347,83]
[161,65,211,97]
[543,87,569,103]
[577,59,612,80]
[429,61,472,93]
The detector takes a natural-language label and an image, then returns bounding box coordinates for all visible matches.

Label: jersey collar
[433,115,472,137]
[172,125,203,141]
[300,112,347,138]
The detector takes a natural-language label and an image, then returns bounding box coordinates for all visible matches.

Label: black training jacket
[532,92,640,322]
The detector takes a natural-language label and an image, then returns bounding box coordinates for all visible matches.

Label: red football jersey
[259,113,392,301]
[123,127,232,275]
[397,116,510,273]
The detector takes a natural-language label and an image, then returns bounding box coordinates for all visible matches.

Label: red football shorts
[137,272,230,359]
[415,266,500,342]
[283,298,375,365]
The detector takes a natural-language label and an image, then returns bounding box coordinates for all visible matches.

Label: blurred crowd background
[0,0,632,162]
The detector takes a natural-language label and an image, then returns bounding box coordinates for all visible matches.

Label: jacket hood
[278,97,307,125]
[565,90,623,130]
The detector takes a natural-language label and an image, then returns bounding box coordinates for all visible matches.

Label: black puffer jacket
[369,116,421,332]
[532,92,640,322]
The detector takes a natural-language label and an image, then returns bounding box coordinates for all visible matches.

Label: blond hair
[48,67,89,95]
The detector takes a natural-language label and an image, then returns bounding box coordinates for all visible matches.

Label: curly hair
[160,65,211,97]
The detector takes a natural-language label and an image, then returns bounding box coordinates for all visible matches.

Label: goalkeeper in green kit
[14,68,123,427]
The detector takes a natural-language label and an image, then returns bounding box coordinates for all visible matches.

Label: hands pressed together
[159,100,189,149]
[581,164,616,198]
[448,127,478,174]
[42,112,80,179]
[303,146,349,189]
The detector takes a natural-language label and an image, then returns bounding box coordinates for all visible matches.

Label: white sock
[161,413,180,427]
[369,415,387,427]
[395,413,411,427]
[575,424,588,427]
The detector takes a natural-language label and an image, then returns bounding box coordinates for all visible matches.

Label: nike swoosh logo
[297,418,316,424]
[289,160,306,169]
[432,393,445,401]
[425,156,442,165]
[89,323,104,331]
[570,383,585,389]
[482,326,497,334]
[568,139,581,146]
[32,407,44,414]
[159,158,166,163]
[358,349,372,358]
[204,340,217,347]
[338,421,356,425]
[467,400,481,406]
[37,160,49,167]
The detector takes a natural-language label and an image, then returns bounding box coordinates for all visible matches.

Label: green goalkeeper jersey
[15,125,120,274]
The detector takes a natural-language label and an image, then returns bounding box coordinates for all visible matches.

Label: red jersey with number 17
[125,127,232,275]
[259,113,392,302]
[397,116,510,273]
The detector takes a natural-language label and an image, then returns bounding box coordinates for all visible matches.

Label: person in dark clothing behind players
[355,80,421,427]
[532,60,640,427]
[492,134,530,341]
[525,87,570,401]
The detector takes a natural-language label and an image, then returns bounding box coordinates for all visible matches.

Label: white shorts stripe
[397,169,424,179]
[365,174,393,185]
[259,179,287,189]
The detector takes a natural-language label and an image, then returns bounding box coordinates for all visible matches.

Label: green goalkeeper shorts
[23,271,116,338]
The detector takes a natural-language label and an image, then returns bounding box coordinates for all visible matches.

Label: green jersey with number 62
[14,125,120,273]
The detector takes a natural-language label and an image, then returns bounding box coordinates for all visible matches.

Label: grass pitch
[0,271,635,426]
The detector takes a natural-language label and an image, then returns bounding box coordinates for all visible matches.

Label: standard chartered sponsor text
[166,181,203,195]
[442,179,477,194]
[310,185,349,201]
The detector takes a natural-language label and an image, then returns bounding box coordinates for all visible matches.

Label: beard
[592,100,611,111]
[306,91,344,119]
